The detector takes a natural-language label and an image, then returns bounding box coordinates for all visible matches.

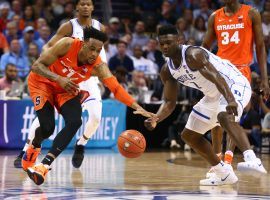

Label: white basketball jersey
[70,18,107,101]
[166,45,247,98]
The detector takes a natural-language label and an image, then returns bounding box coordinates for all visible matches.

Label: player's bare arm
[144,64,178,131]
[42,22,72,51]
[186,47,238,115]
[202,12,216,50]
[249,8,270,97]
[92,62,155,118]
[32,37,79,95]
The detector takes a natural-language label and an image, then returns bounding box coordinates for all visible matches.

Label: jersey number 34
[221,31,240,45]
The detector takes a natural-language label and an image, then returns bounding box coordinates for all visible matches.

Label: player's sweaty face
[84,38,103,64]
[77,0,93,17]
[158,35,178,57]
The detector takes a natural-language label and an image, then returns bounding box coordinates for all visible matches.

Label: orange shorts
[237,66,251,83]
[28,77,76,111]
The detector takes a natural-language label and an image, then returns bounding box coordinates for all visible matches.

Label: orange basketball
[117,129,146,158]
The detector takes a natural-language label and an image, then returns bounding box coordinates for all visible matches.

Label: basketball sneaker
[72,141,85,168]
[237,158,267,174]
[200,163,238,186]
[205,167,215,178]
[13,150,25,168]
[27,163,50,185]
[21,145,41,171]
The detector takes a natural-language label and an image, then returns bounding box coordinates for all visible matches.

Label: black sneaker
[14,151,25,168]
[72,141,85,168]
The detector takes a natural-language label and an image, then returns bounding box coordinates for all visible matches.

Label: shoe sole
[237,165,267,174]
[27,168,44,185]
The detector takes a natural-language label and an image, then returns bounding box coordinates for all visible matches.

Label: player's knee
[217,112,229,124]
[67,118,82,130]
[181,130,189,143]
[40,122,55,138]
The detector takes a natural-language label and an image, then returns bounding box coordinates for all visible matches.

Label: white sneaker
[237,158,267,174]
[205,167,215,178]
[200,163,238,186]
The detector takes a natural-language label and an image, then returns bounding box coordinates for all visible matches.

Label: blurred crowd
[0,0,270,149]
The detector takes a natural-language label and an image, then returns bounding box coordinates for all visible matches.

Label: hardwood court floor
[0,149,270,199]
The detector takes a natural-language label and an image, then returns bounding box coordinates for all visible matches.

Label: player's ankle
[224,151,234,164]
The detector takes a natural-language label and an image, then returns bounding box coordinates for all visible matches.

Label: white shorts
[186,80,251,134]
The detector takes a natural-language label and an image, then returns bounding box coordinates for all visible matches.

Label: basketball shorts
[185,77,252,134]
[28,77,76,111]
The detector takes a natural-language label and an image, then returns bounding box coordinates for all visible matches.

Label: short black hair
[157,25,178,37]
[76,0,94,5]
[83,26,108,43]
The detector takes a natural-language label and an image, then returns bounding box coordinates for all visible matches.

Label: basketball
[117,130,146,158]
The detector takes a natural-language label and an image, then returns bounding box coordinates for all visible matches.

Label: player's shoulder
[57,37,75,48]
[57,20,73,36]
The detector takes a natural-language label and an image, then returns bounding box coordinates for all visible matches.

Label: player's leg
[181,116,238,186]
[211,126,223,158]
[224,134,236,164]
[217,80,266,174]
[27,97,82,185]
[14,117,40,168]
[217,112,266,173]
[206,126,223,178]
[22,102,55,171]
[72,99,102,168]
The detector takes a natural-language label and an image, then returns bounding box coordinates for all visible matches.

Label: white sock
[77,136,89,146]
[225,150,234,157]
[22,143,29,152]
[243,149,257,162]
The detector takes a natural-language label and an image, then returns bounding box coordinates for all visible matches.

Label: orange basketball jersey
[214,4,253,67]
[28,38,102,93]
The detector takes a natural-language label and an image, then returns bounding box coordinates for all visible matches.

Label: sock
[41,155,54,166]
[22,143,29,152]
[77,135,89,146]
[224,150,234,164]
[243,149,257,162]
[216,152,222,160]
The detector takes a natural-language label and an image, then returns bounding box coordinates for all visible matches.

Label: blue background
[0,99,126,149]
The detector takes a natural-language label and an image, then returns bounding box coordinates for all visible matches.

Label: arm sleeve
[102,76,135,107]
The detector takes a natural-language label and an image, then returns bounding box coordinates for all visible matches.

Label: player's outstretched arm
[32,38,79,95]
[250,8,270,98]
[186,47,238,116]
[144,64,178,131]
[92,62,155,118]
[201,12,216,50]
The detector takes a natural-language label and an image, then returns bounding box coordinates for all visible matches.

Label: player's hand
[56,76,79,95]
[144,117,158,131]
[133,107,156,118]
[261,82,270,100]
[226,101,238,116]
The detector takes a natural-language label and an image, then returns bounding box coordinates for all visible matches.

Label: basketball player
[202,0,270,170]
[14,0,106,169]
[144,25,267,186]
[23,27,153,185]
